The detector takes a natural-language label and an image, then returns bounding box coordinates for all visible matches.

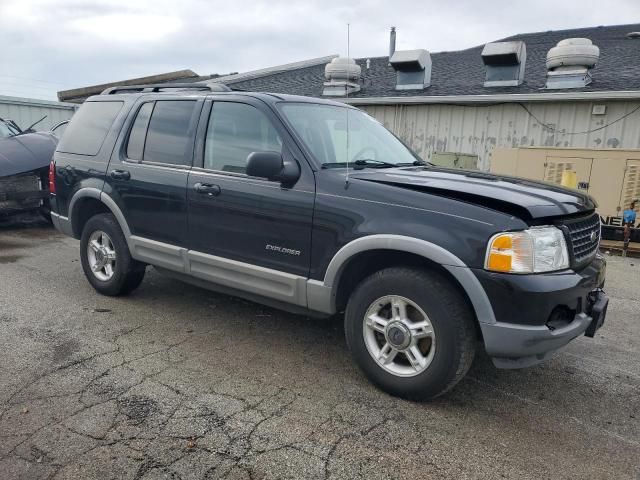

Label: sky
[1,0,639,101]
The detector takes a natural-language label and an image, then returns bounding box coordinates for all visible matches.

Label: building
[202,23,640,173]
[0,95,76,131]
[57,69,242,104]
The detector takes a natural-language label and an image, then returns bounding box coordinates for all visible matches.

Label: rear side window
[126,102,153,160]
[143,101,196,165]
[57,101,123,156]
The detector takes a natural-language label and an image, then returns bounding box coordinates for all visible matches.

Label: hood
[0,131,57,177]
[349,167,596,220]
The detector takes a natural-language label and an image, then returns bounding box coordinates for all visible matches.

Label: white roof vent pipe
[545,38,600,89]
[481,41,526,87]
[322,57,361,96]
[389,49,431,90]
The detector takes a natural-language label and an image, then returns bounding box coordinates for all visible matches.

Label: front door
[187,99,315,282]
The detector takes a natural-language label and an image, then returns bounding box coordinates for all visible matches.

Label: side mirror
[246,151,300,184]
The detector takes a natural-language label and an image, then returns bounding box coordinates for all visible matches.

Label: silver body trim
[130,236,187,272]
[58,192,497,324]
[128,236,309,308]
[50,211,73,237]
[188,250,308,305]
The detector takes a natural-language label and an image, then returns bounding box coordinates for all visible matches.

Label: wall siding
[0,98,76,132]
[360,100,640,170]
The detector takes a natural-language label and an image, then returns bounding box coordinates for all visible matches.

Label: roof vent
[481,41,526,87]
[545,38,600,89]
[627,32,640,39]
[322,57,361,96]
[389,26,397,58]
[389,49,431,90]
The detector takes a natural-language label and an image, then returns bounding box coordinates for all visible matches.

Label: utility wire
[389,99,640,136]
[517,102,640,135]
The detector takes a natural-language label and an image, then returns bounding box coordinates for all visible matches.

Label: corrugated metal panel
[0,96,76,132]
[359,100,640,169]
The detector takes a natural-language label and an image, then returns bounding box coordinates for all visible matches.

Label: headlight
[485,226,569,273]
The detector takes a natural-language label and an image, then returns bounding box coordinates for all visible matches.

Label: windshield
[278,103,422,167]
[0,119,20,139]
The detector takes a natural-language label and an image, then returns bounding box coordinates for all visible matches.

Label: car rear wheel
[80,213,145,296]
[344,267,476,400]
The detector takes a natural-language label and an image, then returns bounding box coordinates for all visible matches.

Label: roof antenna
[345,22,351,188]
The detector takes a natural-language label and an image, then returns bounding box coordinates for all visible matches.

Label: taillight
[48,160,56,194]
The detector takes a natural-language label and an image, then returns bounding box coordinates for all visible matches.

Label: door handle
[110,170,131,180]
[194,183,221,197]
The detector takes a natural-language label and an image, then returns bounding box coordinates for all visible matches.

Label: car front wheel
[344,267,476,400]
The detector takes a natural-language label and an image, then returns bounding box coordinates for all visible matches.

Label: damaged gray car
[0,117,60,220]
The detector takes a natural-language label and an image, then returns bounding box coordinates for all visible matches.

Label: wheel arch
[317,235,496,326]
[69,188,132,244]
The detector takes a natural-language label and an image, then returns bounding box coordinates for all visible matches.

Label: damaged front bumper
[474,254,608,368]
[0,174,48,214]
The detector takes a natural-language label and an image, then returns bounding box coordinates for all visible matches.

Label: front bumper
[473,254,607,368]
[0,175,48,214]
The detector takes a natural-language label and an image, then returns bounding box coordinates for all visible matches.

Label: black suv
[50,83,608,400]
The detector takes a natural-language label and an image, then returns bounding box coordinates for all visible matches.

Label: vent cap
[389,49,431,90]
[481,41,527,87]
[545,38,600,89]
[322,57,361,96]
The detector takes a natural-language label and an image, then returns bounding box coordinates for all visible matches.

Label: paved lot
[0,219,639,479]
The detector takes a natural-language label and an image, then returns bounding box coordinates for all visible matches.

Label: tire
[80,213,146,296]
[344,267,476,400]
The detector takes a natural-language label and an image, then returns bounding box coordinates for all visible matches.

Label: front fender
[306,234,496,324]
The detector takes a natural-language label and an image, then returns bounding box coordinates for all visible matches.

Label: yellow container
[560,170,578,189]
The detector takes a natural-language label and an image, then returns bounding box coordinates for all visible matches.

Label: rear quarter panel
[52,98,132,218]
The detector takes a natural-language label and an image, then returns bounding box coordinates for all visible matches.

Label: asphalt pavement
[0,218,638,479]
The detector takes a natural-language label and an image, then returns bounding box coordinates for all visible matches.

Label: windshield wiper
[321,159,397,169]
[353,159,397,168]
[395,160,431,167]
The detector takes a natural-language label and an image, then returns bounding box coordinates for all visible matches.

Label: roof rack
[101,83,232,95]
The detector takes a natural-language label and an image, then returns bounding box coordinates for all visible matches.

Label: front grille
[561,213,601,266]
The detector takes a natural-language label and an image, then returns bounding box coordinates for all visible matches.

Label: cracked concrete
[1,220,639,479]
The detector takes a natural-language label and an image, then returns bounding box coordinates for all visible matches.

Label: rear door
[105,98,202,247]
[187,98,315,278]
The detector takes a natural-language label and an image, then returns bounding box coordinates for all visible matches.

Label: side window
[204,102,282,174]
[143,100,196,165]
[57,101,123,156]
[126,102,154,160]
